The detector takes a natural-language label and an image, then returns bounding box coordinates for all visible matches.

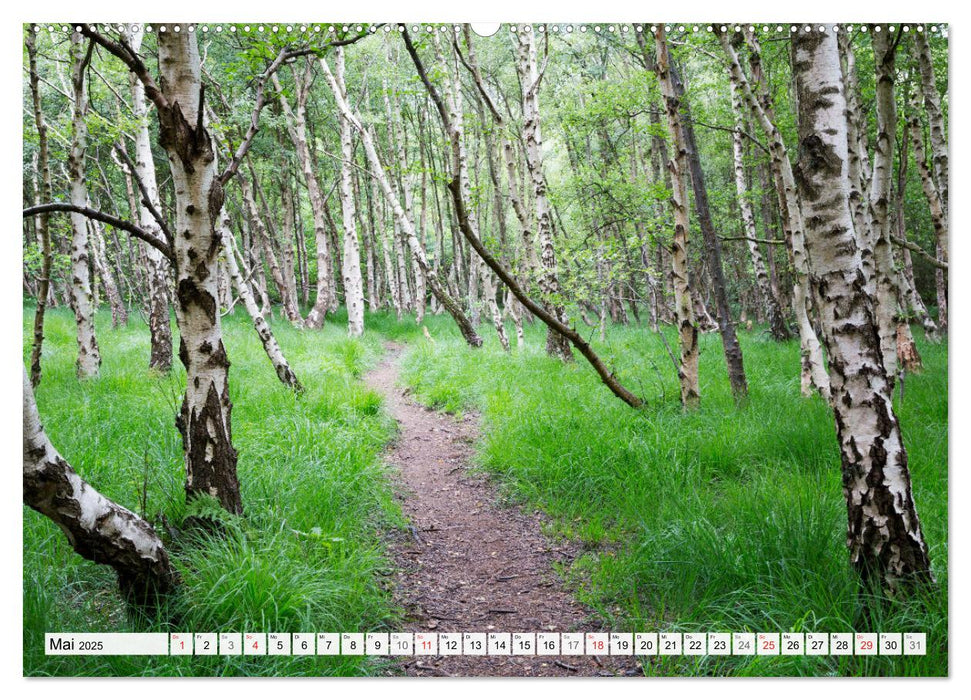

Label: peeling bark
[23,368,177,603]
[656,28,701,408]
[792,27,933,594]
[155,26,242,515]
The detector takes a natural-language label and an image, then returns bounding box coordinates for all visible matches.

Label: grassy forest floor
[22,304,948,676]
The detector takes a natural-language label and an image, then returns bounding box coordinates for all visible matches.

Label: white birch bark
[126,30,173,372]
[728,79,789,341]
[219,210,302,389]
[23,368,177,601]
[656,28,701,408]
[156,26,242,514]
[515,28,573,361]
[868,29,905,380]
[273,65,336,327]
[333,46,366,337]
[912,31,948,216]
[68,32,101,379]
[792,27,932,593]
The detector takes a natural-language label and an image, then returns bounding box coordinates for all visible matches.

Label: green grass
[22,305,419,676]
[400,316,948,677]
[22,304,948,677]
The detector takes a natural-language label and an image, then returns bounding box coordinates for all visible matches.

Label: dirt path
[367,344,637,677]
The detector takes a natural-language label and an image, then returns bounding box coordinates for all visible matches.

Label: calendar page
[20,10,949,683]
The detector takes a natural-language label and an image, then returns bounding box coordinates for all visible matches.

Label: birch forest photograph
[21,20,948,678]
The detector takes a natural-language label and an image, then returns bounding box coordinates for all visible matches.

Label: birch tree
[729,78,790,341]
[333,46,366,337]
[26,27,54,387]
[655,28,700,408]
[791,26,932,593]
[23,368,177,603]
[516,28,573,362]
[68,32,101,379]
[273,63,337,327]
[125,28,174,372]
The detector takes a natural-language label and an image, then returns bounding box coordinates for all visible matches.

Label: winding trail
[367,344,636,677]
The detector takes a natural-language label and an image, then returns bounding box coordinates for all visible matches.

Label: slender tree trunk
[515,28,573,361]
[656,29,701,408]
[273,66,336,327]
[68,32,101,379]
[839,33,877,293]
[792,27,933,594]
[730,79,791,341]
[90,217,128,326]
[240,169,302,326]
[27,28,54,387]
[333,47,366,337]
[406,28,642,407]
[893,126,934,354]
[124,30,174,372]
[23,368,177,603]
[219,210,302,390]
[674,60,747,400]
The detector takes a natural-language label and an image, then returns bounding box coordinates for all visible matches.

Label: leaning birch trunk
[720,31,829,400]
[219,210,302,390]
[319,56,483,348]
[516,28,573,361]
[729,80,789,341]
[156,26,242,515]
[333,47,366,337]
[68,32,101,379]
[656,28,700,409]
[23,368,177,603]
[868,29,905,382]
[127,30,173,373]
[791,27,933,594]
[27,28,54,387]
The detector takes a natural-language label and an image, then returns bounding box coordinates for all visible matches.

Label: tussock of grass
[400,317,948,677]
[23,306,409,677]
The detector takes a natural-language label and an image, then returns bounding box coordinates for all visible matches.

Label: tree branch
[24,203,173,262]
[891,234,948,270]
